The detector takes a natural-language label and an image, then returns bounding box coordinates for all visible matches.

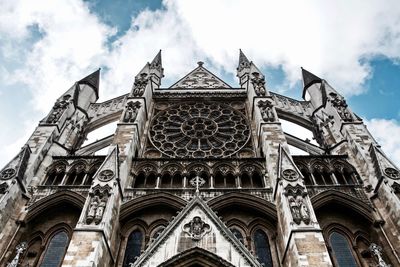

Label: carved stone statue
[94,196,107,224]
[86,185,111,225]
[329,93,353,122]
[251,72,266,96]
[132,73,149,97]
[183,216,211,241]
[299,198,311,224]
[0,182,8,194]
[123,101,141,123]
[46,95,71,123]
[257,100,275,122]
[289,197,302,224]
[285,184,311,225]
[86,196,99,224]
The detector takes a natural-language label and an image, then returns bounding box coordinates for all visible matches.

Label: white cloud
[365,119,400,167]
[1,0,400,166]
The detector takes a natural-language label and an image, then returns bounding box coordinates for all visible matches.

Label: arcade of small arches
[131,161,266,189]
[42,158,104,186]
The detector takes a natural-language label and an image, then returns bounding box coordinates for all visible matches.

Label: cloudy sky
[0,0,400,167]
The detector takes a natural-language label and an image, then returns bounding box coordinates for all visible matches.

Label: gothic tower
[0,51,399,267]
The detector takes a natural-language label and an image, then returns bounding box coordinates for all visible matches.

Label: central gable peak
[170,61,232,89]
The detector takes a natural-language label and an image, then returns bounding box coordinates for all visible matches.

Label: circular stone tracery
[150,102,250,158]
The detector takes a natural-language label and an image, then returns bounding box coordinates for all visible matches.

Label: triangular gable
[170,62,231,89]
[0,145,31,182]
[369,144,400,180]
[133,195,261,267]
[0,145,31,192]
[92,145,119,182]
[277,145,303,181]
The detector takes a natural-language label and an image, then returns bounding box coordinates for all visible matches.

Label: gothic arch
[120,193,186,221]
[208,192,277,221]
[157,247,236,267]
[311,190,373,222]
[26,191,85,222]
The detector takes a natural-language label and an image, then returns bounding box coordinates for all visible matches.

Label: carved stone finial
[7,242,27,267]
[369,243,391,267]
[197,61,204,67]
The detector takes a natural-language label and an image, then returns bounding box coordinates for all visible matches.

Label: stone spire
[301,67,322,90]
[237,49,251,72]
[150,50,162,71]
[78,68,101,98]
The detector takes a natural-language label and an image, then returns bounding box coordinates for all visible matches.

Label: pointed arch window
[123,230,143,267]
[40,231,69,267]
[253,229,273,267]
[329,231,358,267]
[230,228,244,244]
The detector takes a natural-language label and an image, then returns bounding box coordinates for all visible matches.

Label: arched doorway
[157,247,236,267]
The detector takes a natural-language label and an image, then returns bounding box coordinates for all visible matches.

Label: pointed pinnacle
[78,68,101,97]
[150,49,162,67]
[301,67,322,89]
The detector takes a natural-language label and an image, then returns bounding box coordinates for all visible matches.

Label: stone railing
[306,184,370,204]
[27,185,91,206]
[123,188,273,202]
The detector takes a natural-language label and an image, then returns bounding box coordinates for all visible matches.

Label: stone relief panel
[86,184,111,225]
[182,216,211,241]
[284,184,311,225]
[148,101,251,158]
[122,101,141,123]
[46,95,71,124]
[132,73,149,97]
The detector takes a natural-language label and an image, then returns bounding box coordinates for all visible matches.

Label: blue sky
[0,0,400,167]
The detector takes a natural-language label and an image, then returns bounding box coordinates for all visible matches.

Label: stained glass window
[329,231,358,267]
[40,231,69,267]
[123,230,143,267]
[254,229,273,267]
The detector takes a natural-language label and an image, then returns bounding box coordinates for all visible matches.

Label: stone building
[0,50,399,267]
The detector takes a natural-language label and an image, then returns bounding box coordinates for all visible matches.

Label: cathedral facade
[0,50,399,267]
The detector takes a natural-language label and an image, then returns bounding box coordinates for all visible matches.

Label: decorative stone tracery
[183,216,211,241]
[0,168,16,180]
[149,102,250,158]
[329,92,353,122]
[384,167,400,179]
[46,95,70,123]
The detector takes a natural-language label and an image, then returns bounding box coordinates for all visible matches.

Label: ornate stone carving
[46,95,70,123]
[0,182,8,194]
[329,92,353,122]
[257,100,275,122]
[123,101,141,123]
[171,62,230,89]
[282,169,299,181]
[149,102,250,158]
[189,176,206,189]
[0,168,16,180]
[98,169,115,182]
[183,216,211,240]
[369,243,391,267]
[251,72,266,96]
[384,167,400,179]
[86,185,111,225]
[132,73,149,97]
[284,184,310,225]
[7,242,27,267]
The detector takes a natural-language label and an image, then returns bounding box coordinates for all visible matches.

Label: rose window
[149,102,250,158]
